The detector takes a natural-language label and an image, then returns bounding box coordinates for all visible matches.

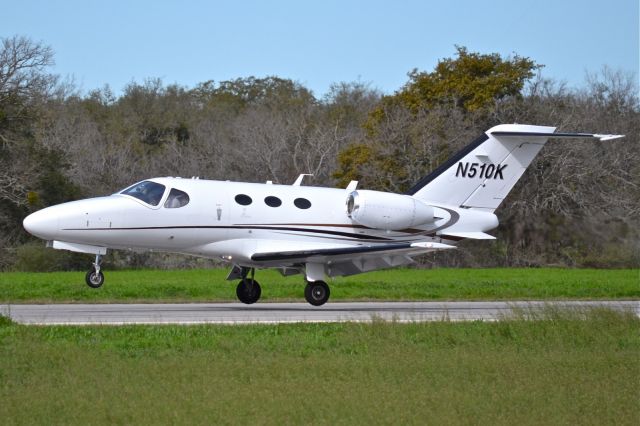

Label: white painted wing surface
[250,241,455,263]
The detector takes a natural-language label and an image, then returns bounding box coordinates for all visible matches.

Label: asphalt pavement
[1,301,638,325]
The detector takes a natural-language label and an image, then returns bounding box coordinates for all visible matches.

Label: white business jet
[23,124,623,305]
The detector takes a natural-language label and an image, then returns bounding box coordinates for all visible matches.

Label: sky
[2,0,638,97]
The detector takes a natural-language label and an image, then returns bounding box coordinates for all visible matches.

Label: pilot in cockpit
[147,185,165,206]
[164,188,189,208]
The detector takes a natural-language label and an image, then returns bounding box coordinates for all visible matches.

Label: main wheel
[236,278,261,304]
[85,269,104,288]
[305,281,330,306]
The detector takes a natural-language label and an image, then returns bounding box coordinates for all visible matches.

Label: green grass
[0,268,638,303]
[0,309,638,425]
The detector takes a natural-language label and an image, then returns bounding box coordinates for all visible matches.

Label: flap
[439,232,496,240]
[251,241,455,263]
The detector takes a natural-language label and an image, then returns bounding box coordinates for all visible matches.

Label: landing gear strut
[85,254,104,288]
[236,268,261,304]
[228,265,330,306]
[305,281,330,306]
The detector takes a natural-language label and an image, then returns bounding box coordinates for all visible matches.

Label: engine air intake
[346,190,435,231]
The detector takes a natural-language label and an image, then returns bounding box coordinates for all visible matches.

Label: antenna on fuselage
[292,174,313,186]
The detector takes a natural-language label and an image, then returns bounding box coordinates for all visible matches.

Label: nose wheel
[85,268,104,288]
[305,281,330,306]
[85,254,104,288]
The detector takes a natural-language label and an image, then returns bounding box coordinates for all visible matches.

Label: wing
[251,241,455,262]
[249,241,455,277]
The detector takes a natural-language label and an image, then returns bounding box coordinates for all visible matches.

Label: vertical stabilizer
[407,124,556,211]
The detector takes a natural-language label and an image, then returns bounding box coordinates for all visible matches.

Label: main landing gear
[85,254,104,288]
[305,281,330,306]
[231,266,330,306]
[236,268,262,304]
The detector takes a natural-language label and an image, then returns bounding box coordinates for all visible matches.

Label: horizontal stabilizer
[492,131,625,141]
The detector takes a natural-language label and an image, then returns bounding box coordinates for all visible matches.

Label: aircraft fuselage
[24,178,478,266]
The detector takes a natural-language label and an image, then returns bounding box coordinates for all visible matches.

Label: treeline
[1,37,638,270]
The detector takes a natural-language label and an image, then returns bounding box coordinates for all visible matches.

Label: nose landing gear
[85,254,104,288]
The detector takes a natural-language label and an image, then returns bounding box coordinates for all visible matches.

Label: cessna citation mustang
[23,124,623,306]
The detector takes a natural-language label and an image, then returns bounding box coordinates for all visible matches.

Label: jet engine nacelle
[346,190,435,231]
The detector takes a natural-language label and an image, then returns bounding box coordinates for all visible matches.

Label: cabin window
[121,181,166,206]
[294,198,311,209]
[264,196,282,207]
[164,188,190,208]
[235,194,252,206]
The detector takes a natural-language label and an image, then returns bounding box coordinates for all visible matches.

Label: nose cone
[23,208,59,240]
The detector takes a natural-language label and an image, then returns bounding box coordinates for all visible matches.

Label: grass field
[0,309,638,425]
[0,268,638,303]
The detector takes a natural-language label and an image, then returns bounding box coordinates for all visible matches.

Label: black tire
[305,281,330,306]
[236,278,261,304]
[85,269,104,288]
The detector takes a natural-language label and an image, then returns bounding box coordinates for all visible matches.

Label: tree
[0,36,81,267]
[0,35,56,211]
[0,36,56,204]
[378,46,540,116]
[192,76,315,115]
[334,47,540,192]
[0,35,55,110]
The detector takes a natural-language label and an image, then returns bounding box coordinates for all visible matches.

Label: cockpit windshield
[120,181,166,206]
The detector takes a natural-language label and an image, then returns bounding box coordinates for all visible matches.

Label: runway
[1,301,638,325]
